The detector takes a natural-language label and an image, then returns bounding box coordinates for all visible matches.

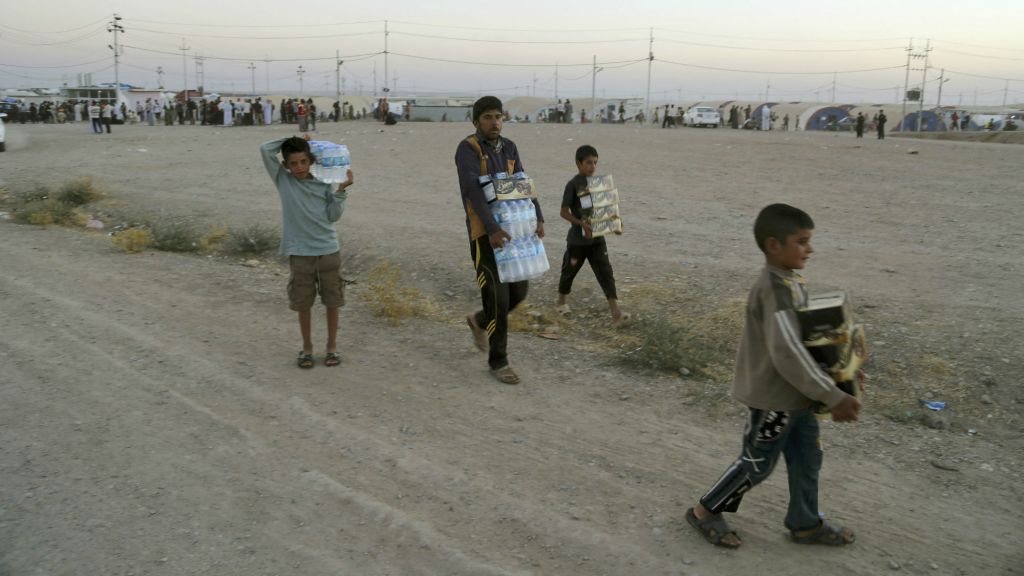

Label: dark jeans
[699,407,823,531]
[558,238,617,300]
[470,237,528,370]
[91,118,103,133]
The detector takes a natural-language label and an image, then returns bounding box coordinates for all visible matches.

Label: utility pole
[108,14,124,104]
[831,72,837,102]
[194,54,205,94]
[383,21,389,98]
[1003,79,1009,108]
[297,65,305,97]
[532,73,537,97]
[373,62,377,97]
[901,38,913,133]
[248,62,256,96]
[590,55,598,122]
[555,62,559,99]
[264,55,270,93]
[917,39,931,131]
[336,50,343,104]
[179,38,190,101]
[645,28,653,127]
[935,68,946,111]
[156,66,164,89]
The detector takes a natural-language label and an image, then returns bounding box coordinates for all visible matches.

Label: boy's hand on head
[830,394,862,423]
[338,169,354,192]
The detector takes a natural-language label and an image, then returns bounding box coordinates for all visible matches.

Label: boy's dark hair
[753,203,814,252]
[472,96,503,124]
[280,136,314,162]
[575,144,598,163]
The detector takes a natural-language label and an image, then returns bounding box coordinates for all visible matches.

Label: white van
[682,106,720,128]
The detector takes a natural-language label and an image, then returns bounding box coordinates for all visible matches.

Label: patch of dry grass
[111,228,154,253]
[360,261,440,326]
[198,224,230,251]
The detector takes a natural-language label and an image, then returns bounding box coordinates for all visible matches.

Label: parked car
[0,102,18,122]
[682,106,720,128]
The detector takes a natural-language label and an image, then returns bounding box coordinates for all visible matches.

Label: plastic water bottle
[524,200,537,235]
[338,144,351,171]
[533,236,550,275]
[507,201,521,237]
[494,245,511,283]
[479,175,496,203]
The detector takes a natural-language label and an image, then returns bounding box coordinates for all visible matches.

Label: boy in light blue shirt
[260,135,354,369]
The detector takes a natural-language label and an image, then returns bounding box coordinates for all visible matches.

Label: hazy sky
[2,0,1022,106]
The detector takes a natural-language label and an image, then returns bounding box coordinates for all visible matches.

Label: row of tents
[501,97,1023,131]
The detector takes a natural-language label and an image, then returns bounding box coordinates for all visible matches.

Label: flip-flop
[490,365,521,385]
[791,521,855,546]
[466,314,488,352]
[324,351,341,367]
[686,507,741,548]
[297,351,314,369]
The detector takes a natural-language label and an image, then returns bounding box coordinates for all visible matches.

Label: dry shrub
[28,211,54,227]
[360,261,439,326]
[198,224,230,251]
[913,354,954,377]
[57,177,104,206]
[150,219,200,252]
[222,223,280,256]
[614,292,745,380]
[112,228,154,253]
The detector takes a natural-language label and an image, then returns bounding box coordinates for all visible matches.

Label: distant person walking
[876,110,887,140]
[855,112,865,138]
[88,101,102,133]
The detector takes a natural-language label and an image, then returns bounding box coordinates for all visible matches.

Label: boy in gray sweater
[260,135,354,368]
[687,203,861,548]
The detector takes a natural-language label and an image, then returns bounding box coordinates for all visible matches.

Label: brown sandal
[490,365,520,385]
[297,351,314,369]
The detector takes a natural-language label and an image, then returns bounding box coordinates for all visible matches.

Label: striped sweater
[732,265,847,411]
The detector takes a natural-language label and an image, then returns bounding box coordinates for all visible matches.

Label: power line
[0,25,107,47]
[654,27,908,44]
[0,56,112,69]
[388,52,646,68]
[656,37,904,53]
[388,31,647,45]
[941,68,1024,82]
[0,17,109,35]
[129,26,380,41]
[127,17,384,29]
[657,59,906,75]
[388,20,648,33]
[121,44,381,63]
[933,48,1024,62]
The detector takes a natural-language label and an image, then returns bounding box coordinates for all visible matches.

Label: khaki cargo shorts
[287,251,345,311]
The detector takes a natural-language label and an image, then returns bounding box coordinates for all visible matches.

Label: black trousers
[558,238,617,300]
[470,237,528,370]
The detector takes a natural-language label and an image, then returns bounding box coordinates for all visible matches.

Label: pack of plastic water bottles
[308,140,351,183]
[492,197,549,283]
[582,175,622,237]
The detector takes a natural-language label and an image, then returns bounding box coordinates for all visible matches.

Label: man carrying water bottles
[455,96,545,385]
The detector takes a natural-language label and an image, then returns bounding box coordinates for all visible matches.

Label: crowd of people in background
[1,97,1016,133]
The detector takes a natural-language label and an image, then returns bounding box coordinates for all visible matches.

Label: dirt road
[1,121,1021,575]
